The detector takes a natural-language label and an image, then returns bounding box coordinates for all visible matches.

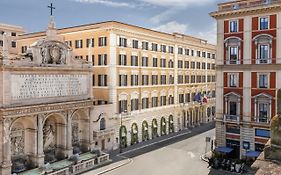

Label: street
[85,128,215,175]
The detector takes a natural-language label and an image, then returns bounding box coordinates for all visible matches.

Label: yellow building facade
[17,21,216,148]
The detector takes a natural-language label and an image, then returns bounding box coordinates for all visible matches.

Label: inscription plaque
[11,74,88,100]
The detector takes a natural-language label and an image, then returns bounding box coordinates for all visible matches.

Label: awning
[245,151,261,158]
[214,146,233,153]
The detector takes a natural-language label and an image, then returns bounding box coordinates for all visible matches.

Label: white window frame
[257,73,270,88]
[257,43,271,64]
[259,16,270,30]
[228,73,239,87]
[99,36,107,46]
[229,20,238,33]
[257,102,270,123]
[228,46,239,64]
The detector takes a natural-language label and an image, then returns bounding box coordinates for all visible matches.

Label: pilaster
[1,119,12,175]
[35,115,45,167]
[65,111,73,158]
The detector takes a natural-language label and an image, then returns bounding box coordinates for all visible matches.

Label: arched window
[224,37,241,64]
[254,93,272,123]
[254,34,273,64]
[100,118,106,131]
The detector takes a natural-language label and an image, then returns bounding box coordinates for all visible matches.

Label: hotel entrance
[226,139,240,159]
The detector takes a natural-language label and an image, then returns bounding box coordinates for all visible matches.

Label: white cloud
[139,0,215,7]
[74,0,135,8]
[150,8,177,24]
[153,21,188,34]
[197,22,217,44]
[153,21,217,45]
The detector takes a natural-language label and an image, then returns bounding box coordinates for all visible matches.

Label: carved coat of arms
[41,41,66,65]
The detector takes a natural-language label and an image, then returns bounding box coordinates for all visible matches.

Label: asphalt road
[103,129,215,175]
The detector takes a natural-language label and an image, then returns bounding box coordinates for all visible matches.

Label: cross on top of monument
[48,3,55,16]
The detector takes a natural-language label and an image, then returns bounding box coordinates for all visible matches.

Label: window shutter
[104,54,107,65]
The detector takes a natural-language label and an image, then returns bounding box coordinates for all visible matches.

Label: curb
[200,151,212,163]
[95,158,132,175]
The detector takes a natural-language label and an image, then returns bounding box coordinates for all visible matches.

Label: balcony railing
[256,58,272,64]
[219,0,281,12]
[224,114,240,122]
[256,116,271,124]
[226,59,240,65]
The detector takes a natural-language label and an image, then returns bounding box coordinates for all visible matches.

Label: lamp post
[120,110,127,153]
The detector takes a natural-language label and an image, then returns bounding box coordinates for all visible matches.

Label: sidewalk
[82,158,132,175]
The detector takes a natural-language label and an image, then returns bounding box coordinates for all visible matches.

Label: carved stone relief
[40,42,66,65]
[43,119,56,151]
[72,122,79,146]
[11,124,24,155]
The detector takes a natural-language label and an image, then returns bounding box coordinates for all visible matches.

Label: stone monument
[264,89,281,160]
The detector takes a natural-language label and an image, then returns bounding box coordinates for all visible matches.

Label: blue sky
[0,0,228,44]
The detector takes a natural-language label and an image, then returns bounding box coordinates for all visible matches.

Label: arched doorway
[207,107,211,122]
[195,108,199,125]
[168,115,174,134]
[131,123,138,145]
[186,111,190,127]
[119,126,127,148]
[190,110,194,126]
[10,118,36,173]
[182,111,186,128]
[151,119,158,139]
[142,121,149,141]
[71,110,90,154]
[43,114,66,163]
[212,106,216,119]
[160,117,167,136]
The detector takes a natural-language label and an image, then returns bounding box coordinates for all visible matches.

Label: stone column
[65,111,73,158]
[1,119,12,175]
[89,108,96,151]
[36,115,45,167]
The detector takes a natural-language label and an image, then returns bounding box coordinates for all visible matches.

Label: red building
[210,0,281,158]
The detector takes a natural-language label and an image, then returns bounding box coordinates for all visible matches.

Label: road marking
[118,130,192,156]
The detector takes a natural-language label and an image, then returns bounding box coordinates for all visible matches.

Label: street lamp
[120,110,127,153]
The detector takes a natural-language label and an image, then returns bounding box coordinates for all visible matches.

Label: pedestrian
[207,157,214,168]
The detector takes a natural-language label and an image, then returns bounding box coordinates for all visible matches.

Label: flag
[202,94,208,103]
[194,92,202,103]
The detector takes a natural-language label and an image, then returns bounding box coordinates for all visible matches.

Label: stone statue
[11,136,24,155]
[43,121,56,151]
[264,89,281,160]
[72,122,79,146]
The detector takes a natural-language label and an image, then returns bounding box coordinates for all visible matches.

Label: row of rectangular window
[227,73,270,89]
[1,40,17,48]
[93,74,215,87]
[119,91,216,113]
[119,96,173,113]
[229,16,270,33]
[66,37,107,49]
[119,37,216,59]
[118,55,215,69]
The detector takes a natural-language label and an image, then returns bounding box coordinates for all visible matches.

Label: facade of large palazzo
[0,18,112,175]
[211,0,281,158]
[0,23,25,57]
[17,21,217,150]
